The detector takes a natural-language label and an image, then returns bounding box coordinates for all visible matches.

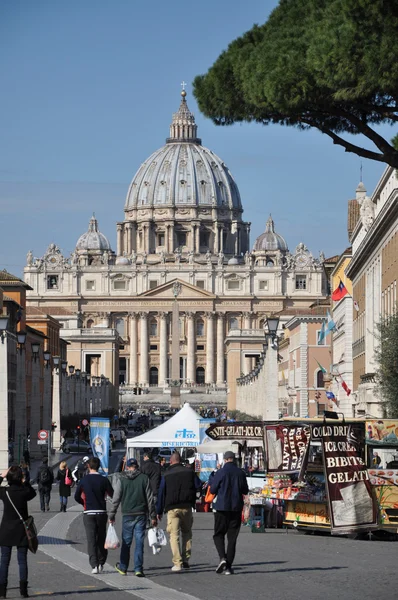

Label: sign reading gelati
[321,422,378,535]
[205,422,264,440]
[265,425,311,476]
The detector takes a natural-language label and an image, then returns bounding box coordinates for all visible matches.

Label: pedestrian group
[0,449,248,596]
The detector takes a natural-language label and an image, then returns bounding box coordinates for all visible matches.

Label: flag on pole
[332,279,348,302]
[326,310,336,334]
[340,379,351,396]
[353,300,360,312]
[315,360,327,374]
[326,391,336,401]
[318,320,326,344]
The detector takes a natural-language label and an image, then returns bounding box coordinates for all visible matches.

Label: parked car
[62,439,92,454]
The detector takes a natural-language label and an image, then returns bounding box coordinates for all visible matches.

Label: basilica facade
[24,91,327,410]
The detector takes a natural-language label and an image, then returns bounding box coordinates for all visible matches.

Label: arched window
[316,370,324,388]
[259,319,265,330]
[149,367,159,385]
[196,319,204,337]
[86,319,94,329]
[229,317,239,330]
[196,366,205,384]
[150,318,158,337]
[266,258,274,267]
[115,318,125,337]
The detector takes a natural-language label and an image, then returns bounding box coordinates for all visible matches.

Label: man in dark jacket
[209,451,248,575]
[109,458,156,578]
[156,452,196,572]
[36,457,54,512]
[141,452,161,499]
[75,457,114,574]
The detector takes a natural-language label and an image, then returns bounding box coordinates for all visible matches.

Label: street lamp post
[51,356,61,451]
[0,316,10,470]
[262,315,280,420]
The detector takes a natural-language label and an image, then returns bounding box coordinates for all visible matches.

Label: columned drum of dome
[120,91,250,258]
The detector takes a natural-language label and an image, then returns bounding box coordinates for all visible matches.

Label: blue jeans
[60,496,68,507]
[0,546,28,584]
[119,515,146,573]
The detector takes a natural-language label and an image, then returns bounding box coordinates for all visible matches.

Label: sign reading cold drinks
[318,423,378,534]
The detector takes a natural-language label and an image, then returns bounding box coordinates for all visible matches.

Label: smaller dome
[76,215,111,252]
[115,256,130,265]
[253,216,288,252]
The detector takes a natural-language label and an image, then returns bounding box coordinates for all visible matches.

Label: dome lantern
[166,90,201,145]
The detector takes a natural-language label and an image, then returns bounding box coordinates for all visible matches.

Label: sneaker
[135,572,145,578]
[115,563,127,576]
[171,565,182,572]
[216,559,227,574]
[182,562,190,569]
[91,567,99,574]
[46,505,50,511]
[224,567,234,575]
[98,565,103,573]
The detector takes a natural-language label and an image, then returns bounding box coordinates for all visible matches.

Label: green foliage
[374,308,398,417]
[227,410,261,422]
[193,0,398,167]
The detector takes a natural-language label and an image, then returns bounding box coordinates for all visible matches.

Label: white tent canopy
[126,403,203,450]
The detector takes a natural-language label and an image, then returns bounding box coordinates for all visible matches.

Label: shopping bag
[205,485,216,503]
[65,469,73,486]
[147,527,167,555]
[104,523,120,549]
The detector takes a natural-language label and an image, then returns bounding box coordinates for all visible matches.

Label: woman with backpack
[0,466,36,598]
[56,461,72,512]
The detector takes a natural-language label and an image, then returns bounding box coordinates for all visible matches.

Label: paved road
[2,446,398,599]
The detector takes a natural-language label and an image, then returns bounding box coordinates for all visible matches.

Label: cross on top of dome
[167,86,201,145]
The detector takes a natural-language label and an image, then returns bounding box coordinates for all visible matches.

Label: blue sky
[0,0,393,276]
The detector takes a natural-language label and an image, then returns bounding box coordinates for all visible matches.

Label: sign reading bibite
[319,423,378,535]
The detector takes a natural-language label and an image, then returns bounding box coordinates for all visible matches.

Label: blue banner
[198,418,217,483]
[90,417,110,475]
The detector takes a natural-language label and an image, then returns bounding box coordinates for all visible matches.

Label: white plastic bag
[104,523,120,549]
[147,527,167,555]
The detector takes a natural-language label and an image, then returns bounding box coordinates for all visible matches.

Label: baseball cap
[223,451,235,460]
[126,458,138,468]
[83,456,89,463]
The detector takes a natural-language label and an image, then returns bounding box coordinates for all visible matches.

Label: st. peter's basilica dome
[76,215,111,252]
[253,216,288,252]
[124,91,242,210]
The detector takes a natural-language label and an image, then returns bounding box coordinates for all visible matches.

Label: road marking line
[38,508,201,600]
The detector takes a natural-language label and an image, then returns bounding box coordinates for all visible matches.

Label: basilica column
[116,223,123,256]
[243,311,253,373]
[216,313,225,384]
[186,312,195,384]
[169,223,174,252]
[139,313,149,386]
[195,224,200,253]
[159,312,168,386]
[125,223,132,255]
[205,312,215,384]
[129,313,138,385]
[214,225,219,254]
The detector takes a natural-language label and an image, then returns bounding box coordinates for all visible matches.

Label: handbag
[6,491,38,554]
[64,469,72,486]
[205,485,216,504]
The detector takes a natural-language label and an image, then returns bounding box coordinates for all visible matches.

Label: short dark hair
[7,466,23,486]
[143,452,151,459]
[88,457,100,471]
[170,452,181,464]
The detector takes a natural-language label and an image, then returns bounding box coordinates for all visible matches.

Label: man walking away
[74,457,114,574]
[156,452,196,572]
[36,457,54,512]
[141,452,161,500]
[109,458,156,578]
[209,451,248,575]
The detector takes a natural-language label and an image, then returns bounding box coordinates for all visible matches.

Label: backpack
[40,467,51,484]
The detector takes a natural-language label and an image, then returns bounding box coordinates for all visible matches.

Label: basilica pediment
[138,278,215,299]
